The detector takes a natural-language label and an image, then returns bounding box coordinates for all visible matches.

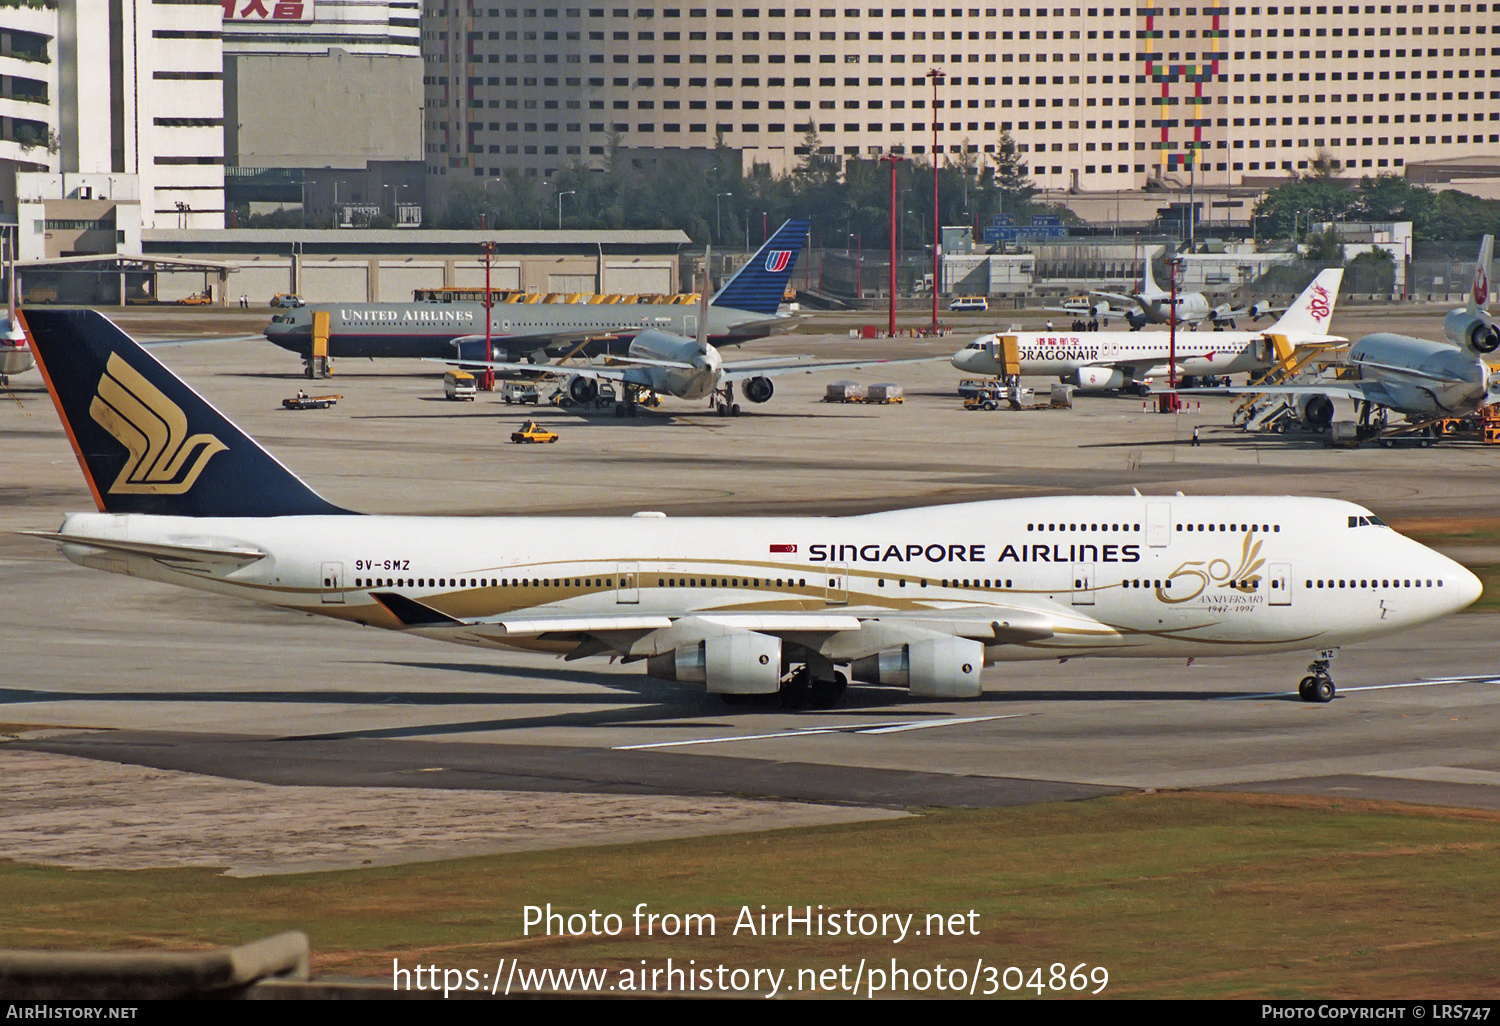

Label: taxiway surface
[4,304,1498,871]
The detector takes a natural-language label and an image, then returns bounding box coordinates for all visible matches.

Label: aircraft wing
[720,354,944,383]
[425,357,656,386]
[374,593,1058,660]
[1089,290,1145,309]
[449,330,631,359]
[1180,381,1400,405]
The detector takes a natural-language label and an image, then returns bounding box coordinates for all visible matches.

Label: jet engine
[1443,309,1500,356]
[742,376,775,403]
[1210,304,1237,328]
[1125,310,1147,331]
[1073,365,1127,390]
[453,336,508,364]
[850,637,984,699]
[646,630,781,695]
[1248,300,1276,321]
[1296,394,1335,428]
[568,375,599,404]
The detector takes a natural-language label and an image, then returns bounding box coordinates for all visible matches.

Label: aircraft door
[320,561,346,604]
[616,562,640,604]
[824,563,849,606]
[1071,562,1095,606]
[1147,502,1173,547]
[1267,562,1291,606]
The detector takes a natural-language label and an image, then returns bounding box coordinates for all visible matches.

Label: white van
[501,381,541,404]
[950,296,989,312]
[444,370,478,401]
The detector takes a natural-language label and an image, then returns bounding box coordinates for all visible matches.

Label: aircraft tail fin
[1141,245,1163,298]
[21,308,352,518]
[1269,267,1344,336]
[710,218,811,315]
[697,248,711,347]
[1469,234,1493,314]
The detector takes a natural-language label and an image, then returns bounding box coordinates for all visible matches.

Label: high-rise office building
[421,3,1497,192]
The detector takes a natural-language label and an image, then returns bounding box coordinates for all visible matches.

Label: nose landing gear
[1297,650,1338,703]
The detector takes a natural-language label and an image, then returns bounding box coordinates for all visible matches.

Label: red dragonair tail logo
[764,250,793,273]
[1306,284,1332,323]
[1475,265,1489,307]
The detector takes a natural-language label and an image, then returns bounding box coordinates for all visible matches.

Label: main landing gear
[712,382,741,416]
[719,664,848,709]
[1297,650,1338,703]
[614,383,639,417]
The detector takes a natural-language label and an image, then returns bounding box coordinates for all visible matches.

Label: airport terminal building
[422,3,1499,192]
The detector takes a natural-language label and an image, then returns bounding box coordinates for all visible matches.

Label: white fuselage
[952,328,1276,384]
[627,328,723,400]
[1346,332,1489,419]
[52,495,1478,669]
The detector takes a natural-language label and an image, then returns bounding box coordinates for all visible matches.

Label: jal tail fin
[1269,267,1344,336]
[22,308,352,518]
[710,218,811,315]
[1469,234,1493,315]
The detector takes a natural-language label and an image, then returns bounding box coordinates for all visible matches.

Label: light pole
[881,154,905,336]
[849,233,862,301]
[715,192,732,243]
[926,66,945,334]
[556,189,575,229]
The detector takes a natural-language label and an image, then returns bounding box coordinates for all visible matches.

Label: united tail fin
[22,308,352,518]
[710,218,811,315]
[1269,267,1344,336]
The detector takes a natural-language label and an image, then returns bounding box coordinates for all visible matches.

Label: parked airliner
[1190,237,1498,437]
[448,275,937,415]
[21,308,1479,707]
[1082,246,1273,330]
[953,269,1344,394]
[263,219,810,374]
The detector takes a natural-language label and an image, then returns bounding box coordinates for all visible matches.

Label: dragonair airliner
[22,308,1480,707]
[263,219,811,372]
[953,269,1346,394]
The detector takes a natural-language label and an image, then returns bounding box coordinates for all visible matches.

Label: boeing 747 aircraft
[953,269,1345,393]
[22,308,1479,706]
[263,219,811,375]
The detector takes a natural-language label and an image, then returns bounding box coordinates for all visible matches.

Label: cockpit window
[1348,515,1388,528]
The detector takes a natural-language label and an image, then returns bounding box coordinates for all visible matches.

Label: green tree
[1304,226,1346,267]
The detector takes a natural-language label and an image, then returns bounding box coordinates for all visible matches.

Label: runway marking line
[612,714,1022,750]
[1213,675,1500,701]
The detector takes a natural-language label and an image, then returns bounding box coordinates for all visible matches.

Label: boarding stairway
[1232,333,1351,433]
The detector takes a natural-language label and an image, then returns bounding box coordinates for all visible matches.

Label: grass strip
[3,791,1498,998]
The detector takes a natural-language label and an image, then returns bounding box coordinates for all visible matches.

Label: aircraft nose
[951,349,973,371]
[1445,560,1484,613]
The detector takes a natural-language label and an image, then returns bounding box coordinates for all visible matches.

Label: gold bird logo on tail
[89,353,227,494]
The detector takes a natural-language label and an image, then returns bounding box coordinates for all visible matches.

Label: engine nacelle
[1248,300,1275,321]
[453,337,508,364]
[568,375,599,404]
[646,631,781,694]
[1297,394,1335,427]
[742,376,775,404]
[1073,365,1128,390]
[1443,309,1500,355]
[850,637,984,699]
[1125,309,1147,331]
